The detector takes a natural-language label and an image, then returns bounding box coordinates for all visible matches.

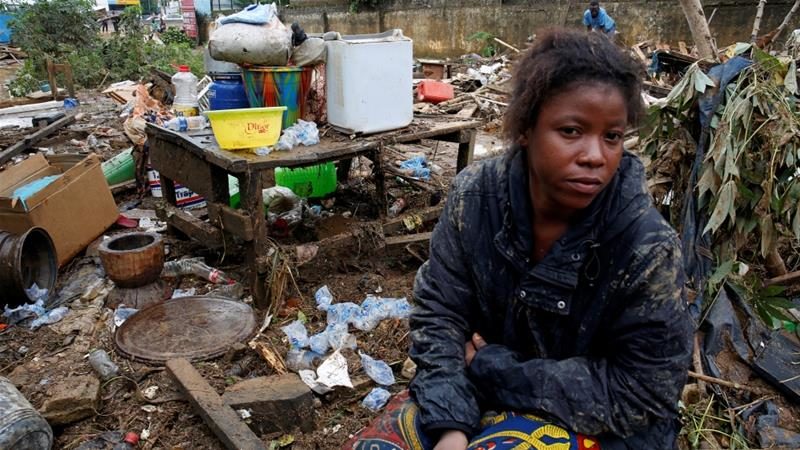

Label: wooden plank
[383,205,443,235]
[149,138,213,198]
[457,129,477,172]
[166,358,267,450]
[207,203,254,241]
[0,113,75,165]
[385,232,433,248]
[157,202,224,248]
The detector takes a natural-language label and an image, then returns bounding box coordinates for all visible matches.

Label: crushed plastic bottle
[88,349,120,381]
[275,120,320,151]
[162,258,232,284]
[353,296,412,331]
[24,283,49,303]
[281,320,309,349]
[362,387,391,411]
[315,285,334,311]
[388,198,406,217]
[359,352,396,386]
[30,307,69,330]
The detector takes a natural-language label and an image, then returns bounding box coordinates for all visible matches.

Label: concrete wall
[281,0,800,58]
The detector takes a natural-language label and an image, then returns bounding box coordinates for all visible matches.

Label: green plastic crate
[275,162,337,198]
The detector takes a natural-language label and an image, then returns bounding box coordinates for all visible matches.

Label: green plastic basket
[275,162,337,198]
[102,148,135,186]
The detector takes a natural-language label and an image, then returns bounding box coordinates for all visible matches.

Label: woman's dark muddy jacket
[409,148,695,449]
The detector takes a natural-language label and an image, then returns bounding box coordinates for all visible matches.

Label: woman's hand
[433,430,469,450]
[464,333,487,367]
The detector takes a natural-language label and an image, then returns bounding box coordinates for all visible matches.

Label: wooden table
[145,116,481,308]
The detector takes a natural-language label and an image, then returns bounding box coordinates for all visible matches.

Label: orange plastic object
[417,80,454,104]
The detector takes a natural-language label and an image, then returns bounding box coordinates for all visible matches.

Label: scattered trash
[361,387,391,411]
[24,283,49,303]
[113,307,139,328]
[209,3,290,66]
[171,288,196,298]
[359,352,396,386]
[208,282,245,299]
[162,258,232,284]
[29,306,69,330]
[275,120,320,151]
[140,405,158,414]
[388,198,407,217]
[353,296,413,331]
[0,376,54,450]
[285,348,323,371]
[401,357,417,379]
[237,408,252,420]
[3,299,46,326]
[138,217,168,233]
[281,320,309,349]
[88,349,120,381]
[298,350,353,394]
[398,156,431,180]
[142,386,159,400]
[164,116,208,132]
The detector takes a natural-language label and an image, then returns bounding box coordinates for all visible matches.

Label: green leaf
[297,310,307,324]
[704,181,737,235]
[760,215,777,258]
[709,260,734,285]
[785,60,798,95]
[761,284,787,297]
[693,69,716,94]
[792,203,800,239]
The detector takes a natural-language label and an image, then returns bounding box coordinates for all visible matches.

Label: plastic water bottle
[171,65,199,117]
[164,116,208,132]
[388,198,406,217]
[88,349,120,381]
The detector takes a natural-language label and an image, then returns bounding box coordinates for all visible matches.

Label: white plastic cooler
[325,29,413,134]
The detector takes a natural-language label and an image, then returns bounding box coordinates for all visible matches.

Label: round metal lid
[115,296,257,364]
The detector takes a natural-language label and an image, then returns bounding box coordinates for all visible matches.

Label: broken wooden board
[155,202,224,248]
[166,358,267,450]
[383,205,443,235]
[0,113,76,165]
[222,374,315,435]
[385,232,433,249]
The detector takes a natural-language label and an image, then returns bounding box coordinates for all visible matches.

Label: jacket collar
[494,145,646,291]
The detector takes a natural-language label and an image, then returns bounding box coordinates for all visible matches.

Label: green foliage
[10,0,98,62]
[467,31,497,57]
[680,395,751,449]
[7,2,201,96]
[161,27,193,46]
[7,60,40,97]
[349,0,382,13]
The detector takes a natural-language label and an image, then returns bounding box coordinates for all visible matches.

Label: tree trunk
[751,0,768,43]
[765,0,800,45]
[678,0,718,60]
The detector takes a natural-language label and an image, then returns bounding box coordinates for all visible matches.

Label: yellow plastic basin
[204,106,287,149]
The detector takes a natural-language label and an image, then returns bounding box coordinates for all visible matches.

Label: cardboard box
[0,153,118,266]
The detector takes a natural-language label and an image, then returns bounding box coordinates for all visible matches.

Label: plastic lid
[123,432,140,445]
[178,65,190,72]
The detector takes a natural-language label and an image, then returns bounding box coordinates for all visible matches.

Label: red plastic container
[417,80,454,104]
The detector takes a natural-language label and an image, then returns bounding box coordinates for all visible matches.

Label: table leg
[161,175,178,206]
[209,166,230,206]
[368,149,386,215]
[337,158,353,183]
[457,129,476,173]
[239,169,269,309]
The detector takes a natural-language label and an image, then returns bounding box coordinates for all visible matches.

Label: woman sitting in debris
[345,28,694,450]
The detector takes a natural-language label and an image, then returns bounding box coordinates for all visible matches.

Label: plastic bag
[113,307,138,328]
[291,37,326,67]
[399,156,431,180]
[217,3,277,26]
[275,120,320,151]
[262,186,300,214]
[281,320,309,349]
[327,302,361,327]
[362,387,391,411]
[353,296,413,331]
[30,306,69,330]
[209,15,291,66]
[359,352,396,386]
[3,299,46,325]
[315,285,334,311]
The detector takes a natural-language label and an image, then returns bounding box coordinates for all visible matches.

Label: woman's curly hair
[503,28,644,143]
